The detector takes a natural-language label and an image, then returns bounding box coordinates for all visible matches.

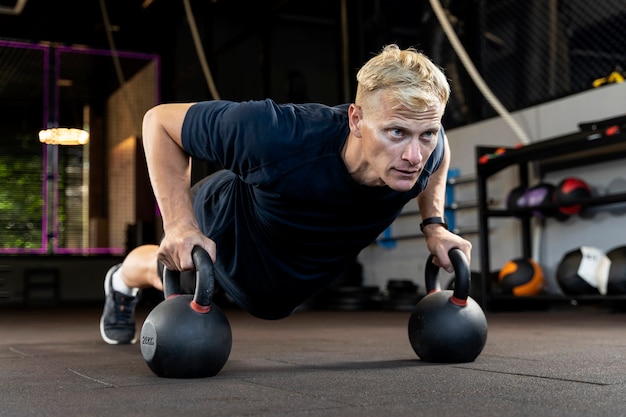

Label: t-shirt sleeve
[424,126,446,175]
[181,100,350,188]
[181,99,301,176]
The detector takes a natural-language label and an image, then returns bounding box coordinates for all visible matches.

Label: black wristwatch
[420,216,448,233]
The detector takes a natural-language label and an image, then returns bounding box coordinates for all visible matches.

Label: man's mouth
[395,167,420,176]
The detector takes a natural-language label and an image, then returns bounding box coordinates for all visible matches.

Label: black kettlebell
[140,246,232,378]
[408,248,487,363]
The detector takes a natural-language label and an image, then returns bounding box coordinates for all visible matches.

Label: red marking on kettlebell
[166,294,179,300]
[450,295,467,307]
[191,300,211,314]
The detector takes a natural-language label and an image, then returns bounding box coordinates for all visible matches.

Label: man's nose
[403,140,422,165]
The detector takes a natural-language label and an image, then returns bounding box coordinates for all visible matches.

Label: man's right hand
[157,223,216,272]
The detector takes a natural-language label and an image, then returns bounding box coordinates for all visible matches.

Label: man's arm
[417,131,472,272]
[142,103,216,271]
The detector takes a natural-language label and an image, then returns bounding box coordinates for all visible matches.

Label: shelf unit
[475,122,626,310]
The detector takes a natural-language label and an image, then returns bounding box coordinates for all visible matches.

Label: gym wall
[106,60,160,250]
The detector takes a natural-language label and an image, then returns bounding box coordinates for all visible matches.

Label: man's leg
[115,244,164,291]
[101,173,219,344]
[100,244,162,344]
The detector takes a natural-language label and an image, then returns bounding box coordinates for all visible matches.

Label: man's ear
[348,104,363,138]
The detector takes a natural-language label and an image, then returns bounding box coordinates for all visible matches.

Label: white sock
[112,269,139,297]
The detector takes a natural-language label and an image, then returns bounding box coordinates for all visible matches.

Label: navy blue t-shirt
[181,99,445,319]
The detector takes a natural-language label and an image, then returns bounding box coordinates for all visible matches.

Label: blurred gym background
[0,0,624,306]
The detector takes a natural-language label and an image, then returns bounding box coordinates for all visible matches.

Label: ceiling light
[38,128,90,145]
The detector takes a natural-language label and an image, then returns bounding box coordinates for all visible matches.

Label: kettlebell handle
[162,245,215,313]
[424,248,471,306]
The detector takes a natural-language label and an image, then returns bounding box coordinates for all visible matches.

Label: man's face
[348,90,444,192]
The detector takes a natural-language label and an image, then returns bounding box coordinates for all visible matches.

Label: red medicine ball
[553,177,591,215]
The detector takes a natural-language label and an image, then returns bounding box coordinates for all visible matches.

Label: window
[0,40,160,255]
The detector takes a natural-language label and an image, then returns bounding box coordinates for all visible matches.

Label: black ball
[607,246,626,294]
[498,258,544,296]
[506,185,527,213]
[553,177,591,216]
[556,247,605,295]
[523,183,563,219]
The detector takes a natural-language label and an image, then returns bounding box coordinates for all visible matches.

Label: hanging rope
[99,0,141,136]
[183,0,221,100]
[429,0,531,145]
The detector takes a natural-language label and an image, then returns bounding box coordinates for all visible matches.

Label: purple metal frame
[0,40,49,255]
[0,40,161,256]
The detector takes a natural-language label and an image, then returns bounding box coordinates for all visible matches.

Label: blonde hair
[355,44,450,112]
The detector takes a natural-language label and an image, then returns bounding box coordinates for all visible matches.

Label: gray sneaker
[99,264,138,344]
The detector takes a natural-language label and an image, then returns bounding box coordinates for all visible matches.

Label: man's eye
[422,131,437,140]
[390,128,404,138]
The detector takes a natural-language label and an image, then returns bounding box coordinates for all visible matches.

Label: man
[100,44,471,345]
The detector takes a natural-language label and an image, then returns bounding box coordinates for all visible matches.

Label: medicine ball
[556,247,607,295]
[523,183,564,219]
[506,185,527,214]
[607,246,626,294]
[553,177,591,216]
[498,258,544,296]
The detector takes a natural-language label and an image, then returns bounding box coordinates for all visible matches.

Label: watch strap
[420,216,449,233]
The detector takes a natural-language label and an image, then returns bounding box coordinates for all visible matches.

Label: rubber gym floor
[2,301,626,417]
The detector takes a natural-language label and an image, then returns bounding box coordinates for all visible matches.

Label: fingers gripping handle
[162,266,181,299]
[191,246,215,312]
[162,246,216,313]
[424,248,471,305]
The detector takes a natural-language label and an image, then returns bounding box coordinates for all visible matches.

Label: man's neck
[341,134,384,187]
